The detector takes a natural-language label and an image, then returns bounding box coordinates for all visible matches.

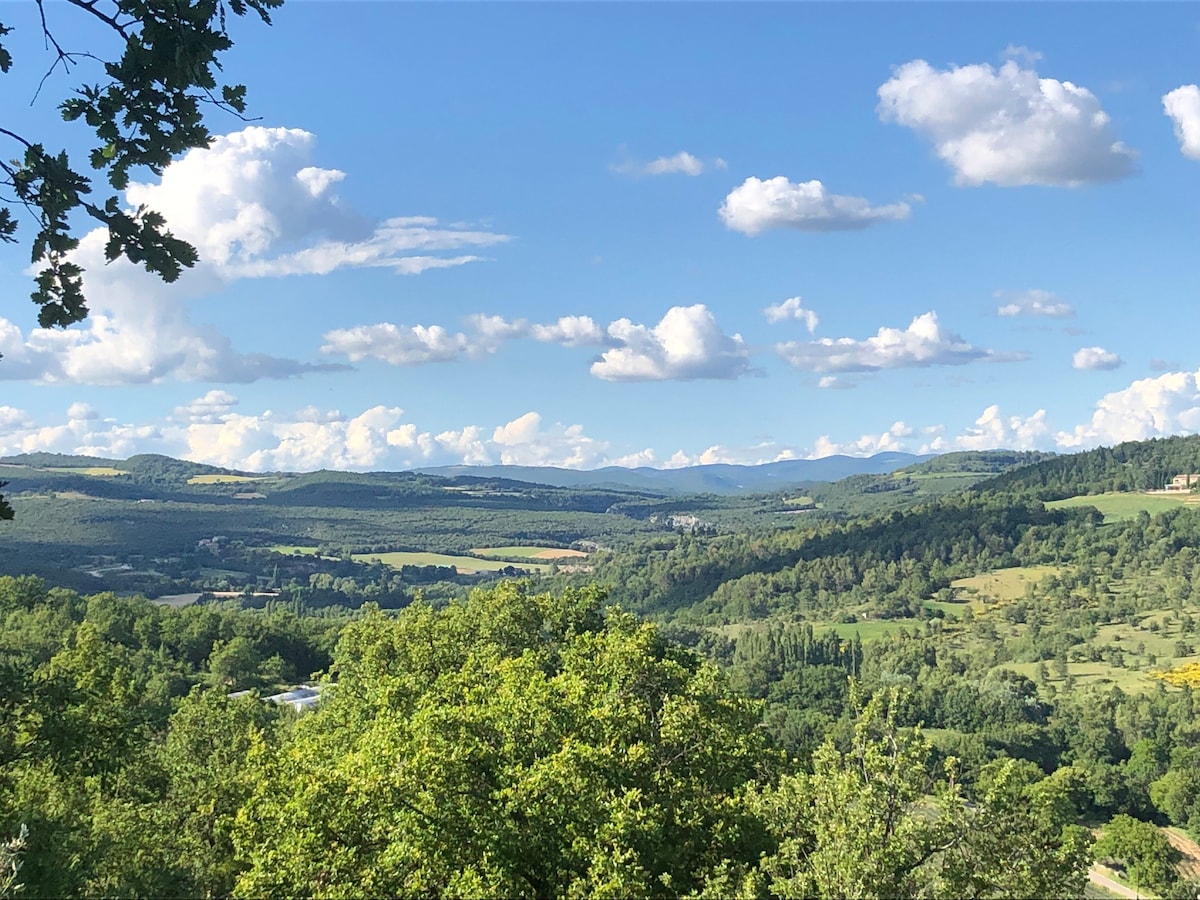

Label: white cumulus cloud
[662,442,804,468]
[817,375,856,390]
[590,305,751,382]
[321,312,612,365]
[0,126,507,386]
[763,297,819,333]
[1073,346,1124,370]
[488,411,627,468]
[184,405,415,471]
[531,316,608,348]
[877,58,1136,186]
[996,289,1074,318]
[462,314,532,353]
[174,390,240,424]
[1163,85,1200,161]
[808,421,916,459]
[932,405,1052,452]
[611,150,725,178]
[720,177,912,236]
[1058,369,1200,448]
[320,324,473,366]
[123,129,508,277]
[776,311,1019,374]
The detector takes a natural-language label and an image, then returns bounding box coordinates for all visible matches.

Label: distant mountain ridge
[413,452,934,494]
[1,450,935,495]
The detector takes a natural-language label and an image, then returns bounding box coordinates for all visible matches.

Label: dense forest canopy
[981,434,1200,499]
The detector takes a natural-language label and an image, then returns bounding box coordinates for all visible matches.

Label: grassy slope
[1047,491,1198,522]
[951,565,1067,602]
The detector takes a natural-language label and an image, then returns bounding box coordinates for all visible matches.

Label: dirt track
[1165,827,1200,881]
[1088,866,1144,899]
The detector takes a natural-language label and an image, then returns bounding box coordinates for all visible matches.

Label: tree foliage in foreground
[0,577,1099,898]
[232,584,1092,899]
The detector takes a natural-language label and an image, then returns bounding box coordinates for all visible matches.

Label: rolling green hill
[979,434,1200,498]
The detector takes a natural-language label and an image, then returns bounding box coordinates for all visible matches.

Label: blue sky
[0,2,1198,471]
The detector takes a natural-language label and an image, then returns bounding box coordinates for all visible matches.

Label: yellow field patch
[531,548,587,559]
[471,546,588,560]
[187,474,261,484]
[1151,661,1200,687]
[951,564,1065,603]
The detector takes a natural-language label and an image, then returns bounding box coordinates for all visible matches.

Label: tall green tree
[1151,748,1200,832]
[233,585,779,898]
[740,691,1092,899]
[1094,814,1181,896]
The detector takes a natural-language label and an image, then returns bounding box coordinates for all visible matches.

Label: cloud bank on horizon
[0,3,1195,473]
[8,363,1200,472]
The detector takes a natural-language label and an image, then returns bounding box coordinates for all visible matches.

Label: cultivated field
[270,545,551,574]
[187,474,262,484]
[46,466,126,476]
[925,598,974,617]
[1047,491,1199,522]
[270,545,323,556]
[470,545,588,560]
[353,550,551,574]
[931,562,1200,695]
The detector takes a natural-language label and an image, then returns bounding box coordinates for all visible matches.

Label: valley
[5,438,1200,896]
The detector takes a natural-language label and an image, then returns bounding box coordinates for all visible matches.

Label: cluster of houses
[1164,474,1200,492]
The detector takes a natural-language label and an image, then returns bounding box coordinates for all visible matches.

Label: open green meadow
[1047,491,1198,522]
[1004,659,1156,693]
[942,557,1200,694]
[925,599,973,618]
[899,471,984,481]
[819,618,924,640]
[712,616,924,643]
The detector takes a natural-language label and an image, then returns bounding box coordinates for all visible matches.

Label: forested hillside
[5,439,1200,897]
[0,451,1023,600]
[981,434,1200,499]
